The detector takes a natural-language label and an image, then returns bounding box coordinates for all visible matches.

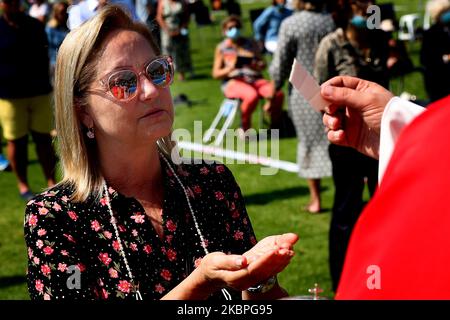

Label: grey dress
[269,11,334,178]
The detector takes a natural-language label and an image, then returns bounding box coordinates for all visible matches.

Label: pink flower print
[166,249,177,261]
[225,223,230,233]
[108,187,115,194]
[177,167,189,177]
[161,269,172,281]
[131,213,145,224]
[143,244,152,254]
[36,201,44,207]
[229,201,236,211]
[243,218,248,225]
[28,214,38,227]
[103,231,112,239]
[194,257,203,268]
[216,165,225,173]
[131,229,138,237]
[27,199,35,206]
[234,191,239,199]
[166,235,173,245]
[61,250,69,256]
[231,210,240,219]
[118,225,126,233]
[43,246,54,255]
[155,283,165,294]
[67,211,78,221]
[108,268,118,278]
[250,236,257,246]
[233,230,244,241]
[28,247,34,258]
[91,220,101,232]
[61,195,69,202]
[98,253,112,266]
[38,207,49,216]
[35,280,44,293]
[200,167,209,175]
[101,288,109,299]
[63,234,76,243]
[58,263,67,272]
[52,202,62,212]
[193,185,202,194]
[186,187,195,198]
[130,243,138,251]
[33,257,40,265]
[118,280,131,293]
[112,241,121,252]
[166,220,177,232]
[77,263,86,272]
[41,264,51,276]
[37,228,47,236]
[36,240,44,249]
[215,191,224,201]
[201,239,209,248]
[44,293,51,300]
[100,198,107,206]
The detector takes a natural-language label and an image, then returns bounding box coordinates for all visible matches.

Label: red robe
[336,95,450,299]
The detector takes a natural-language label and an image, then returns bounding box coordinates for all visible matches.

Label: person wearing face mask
[252,0,293,54]
[314,0,390,292]
[212,15,284,135]
[421,0,450,103]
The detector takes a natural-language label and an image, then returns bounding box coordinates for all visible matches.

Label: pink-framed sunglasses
[93,55,174,101]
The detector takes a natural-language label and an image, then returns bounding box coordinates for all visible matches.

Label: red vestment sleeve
[336,95,450,299]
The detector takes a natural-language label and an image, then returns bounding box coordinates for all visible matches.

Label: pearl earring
[87,127,95,139]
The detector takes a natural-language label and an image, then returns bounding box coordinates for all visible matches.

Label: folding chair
[203,98,240,146]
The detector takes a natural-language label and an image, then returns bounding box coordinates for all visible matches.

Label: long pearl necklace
[103,152,232,300]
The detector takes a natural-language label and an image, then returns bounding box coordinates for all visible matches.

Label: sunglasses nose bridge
[137,71,159,100]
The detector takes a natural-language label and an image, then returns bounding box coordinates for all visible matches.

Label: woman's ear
[75,103,94,129]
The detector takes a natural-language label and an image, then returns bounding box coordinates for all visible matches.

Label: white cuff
[379,97,425,182]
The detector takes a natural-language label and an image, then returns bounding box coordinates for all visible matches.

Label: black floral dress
[24,159,257,300]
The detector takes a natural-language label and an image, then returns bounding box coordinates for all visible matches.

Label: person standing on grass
[314,0,389,292]
[0,0,57,200]
[156,0,193,81]
[269,0,335,213]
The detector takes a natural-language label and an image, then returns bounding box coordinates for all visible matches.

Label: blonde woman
[24,5,298,300]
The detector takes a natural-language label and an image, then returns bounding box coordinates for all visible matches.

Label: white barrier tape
[177,141,299,173]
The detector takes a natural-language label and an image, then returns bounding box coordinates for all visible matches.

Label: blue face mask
[350,15,367,29]
[441,10,450,25]
[225,27,241,40]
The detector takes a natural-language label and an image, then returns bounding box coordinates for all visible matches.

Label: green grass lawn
[0,0,426,299]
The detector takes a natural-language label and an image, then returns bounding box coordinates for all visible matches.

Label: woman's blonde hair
[54,4,175,202]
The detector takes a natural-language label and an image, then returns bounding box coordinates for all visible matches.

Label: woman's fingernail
[322,85,334,97]
[236,257,243,267]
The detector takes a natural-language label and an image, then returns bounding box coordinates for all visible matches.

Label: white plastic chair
[398,14,420,41]
[203,98,240,146]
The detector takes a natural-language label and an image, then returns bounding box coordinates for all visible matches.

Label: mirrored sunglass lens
[147,59,173,87]
[108,71,137,100]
